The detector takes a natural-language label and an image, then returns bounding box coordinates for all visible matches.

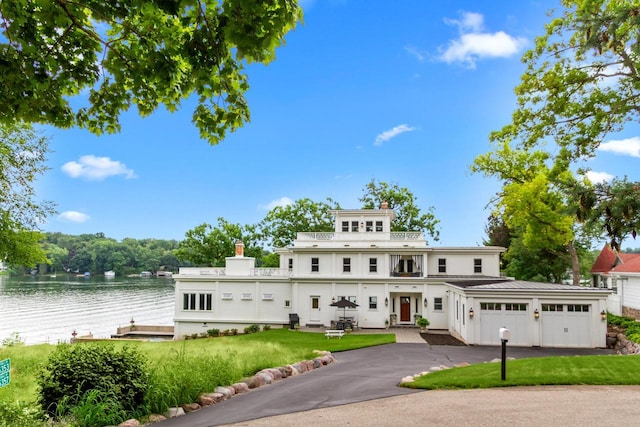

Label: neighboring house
[591,245,640,318]
[174,206,609,347]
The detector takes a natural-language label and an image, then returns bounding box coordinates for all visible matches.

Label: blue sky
[36,0,640,248]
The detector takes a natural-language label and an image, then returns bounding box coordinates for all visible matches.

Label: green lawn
[0,329,395,405]
[404,354,640,389]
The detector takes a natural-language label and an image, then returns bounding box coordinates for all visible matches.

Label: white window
[369,258,377,273]
[288,258,293,271]
[262,293,274,301]
[341,221,349,232]
[311,257,319,272]
[199,293,212,310]
[567,304,589,312]
[542,304,563,312]
[221,292,233,300]
[434,297,443,311]
[366,221,373,232]
[284,300,291,308]
[183,293,196,310]
[438,258,446,273]
[505,303,527,311]
[375,221,383,232]
[241,293,253,300]
[474,258,482,273]
[351,221,358,232]
[481,302,501,310]
[343,257,351,272]
[184,293,212,311]
[369,296,378,309]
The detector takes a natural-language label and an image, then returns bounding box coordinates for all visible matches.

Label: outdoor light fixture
[423,297,428,307]
[601,310,607,321]
[534,309,540,319]
[385,297,388,307]
[469,308,474,318]
[331,297,336,304]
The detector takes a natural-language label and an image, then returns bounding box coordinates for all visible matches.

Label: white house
[173,206,609,347]
[591,245,640,318]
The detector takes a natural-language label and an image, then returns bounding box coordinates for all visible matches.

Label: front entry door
[400,296,411,322]
[310,296,321,322]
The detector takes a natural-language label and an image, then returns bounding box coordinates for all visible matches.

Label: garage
[446,279,610,348]
[477,302,531,346]
[540,303,592,347]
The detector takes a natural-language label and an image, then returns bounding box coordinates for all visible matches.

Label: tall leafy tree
[175,218,261,266]
[472,143,583,284]
[359,179,440,242]
[0,123,55,266]
[0,0,302,145]
[258,198,340,248]
[492,0,640,245]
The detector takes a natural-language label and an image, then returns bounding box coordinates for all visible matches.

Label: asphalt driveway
[158,343,612,427]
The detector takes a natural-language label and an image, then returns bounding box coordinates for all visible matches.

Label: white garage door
[540,304,592,347]
[478,302,530,346]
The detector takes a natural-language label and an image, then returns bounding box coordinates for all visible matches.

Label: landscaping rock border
[116,350,336,427]
[399,358,516,385]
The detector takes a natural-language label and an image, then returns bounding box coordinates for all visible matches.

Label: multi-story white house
[174,206,610,347]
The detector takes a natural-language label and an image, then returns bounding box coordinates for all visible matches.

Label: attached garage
[540,303,592,348]
[477,302,531,346]
[446,279,610,348]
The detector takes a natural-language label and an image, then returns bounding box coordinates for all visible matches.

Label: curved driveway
[159,343,612,427]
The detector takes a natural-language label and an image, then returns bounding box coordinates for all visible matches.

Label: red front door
[400,297,411,322]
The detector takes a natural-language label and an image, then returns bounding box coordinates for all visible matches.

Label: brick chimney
[235,240,244,257]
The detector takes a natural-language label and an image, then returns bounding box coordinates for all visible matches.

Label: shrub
[207,328,220,337]
[230,328,238,336]
[37,344,149,418]
[263,324,271,331]
[244,324,260,334]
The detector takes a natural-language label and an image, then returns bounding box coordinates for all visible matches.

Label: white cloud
[62,155,137,181]
[585,171,614,183]
[374,124,416,146]
[58,211,91,223]
[444,11,484,32]
[404,46,426,62]
[259,197,293,211]
[599,137,640,158]
[438,11,527,68]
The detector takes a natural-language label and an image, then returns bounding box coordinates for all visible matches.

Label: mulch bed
[420,332,466,346]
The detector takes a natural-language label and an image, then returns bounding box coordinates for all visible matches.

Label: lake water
[0,275,175,345]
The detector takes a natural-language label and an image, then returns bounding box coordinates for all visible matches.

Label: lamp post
[499,327,511,381]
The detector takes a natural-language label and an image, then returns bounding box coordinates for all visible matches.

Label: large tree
[472,142,585,284]
[0,0,302,144]
[175,218,262,266]
[0,123,54,266]
[258,198,340,249]
[359,179,440,243]
[492,0,640,246]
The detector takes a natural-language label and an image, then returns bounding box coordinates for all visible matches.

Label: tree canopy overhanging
[0,0,303,144]
[492,0,640,161]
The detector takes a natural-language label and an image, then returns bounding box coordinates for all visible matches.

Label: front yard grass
[0,329,395,412]
[403,354,640,390]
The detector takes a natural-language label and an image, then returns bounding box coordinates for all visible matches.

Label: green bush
[607,313,640,343]
[263,324,271,331]
[37,344,149,418]
[244,324,260,334]
[207,328,220,337]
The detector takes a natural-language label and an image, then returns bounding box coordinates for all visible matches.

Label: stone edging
[399,358,516,385]
[116,350,336,427]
